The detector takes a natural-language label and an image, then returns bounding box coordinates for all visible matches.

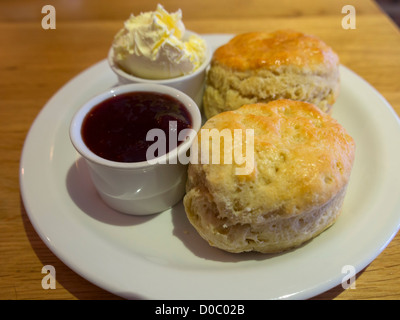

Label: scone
[184,99,355,253]
[203,30,340,119]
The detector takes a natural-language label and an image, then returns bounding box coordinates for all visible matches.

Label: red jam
[81,91,192,163]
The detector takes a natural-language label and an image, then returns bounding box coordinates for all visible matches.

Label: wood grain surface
[1,0,400,300]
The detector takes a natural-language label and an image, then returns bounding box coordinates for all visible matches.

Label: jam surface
[81,91,192,163]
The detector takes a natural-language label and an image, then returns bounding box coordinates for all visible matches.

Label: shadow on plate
[66,157,157,226]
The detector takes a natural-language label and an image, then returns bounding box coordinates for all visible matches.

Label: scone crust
[212,30,338,71]
[203,30,340,118]
[184,100,355,253]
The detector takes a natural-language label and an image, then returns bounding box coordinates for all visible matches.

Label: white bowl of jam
[70,83,201,215]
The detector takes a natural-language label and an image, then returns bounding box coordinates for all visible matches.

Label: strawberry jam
[81,91,192,163]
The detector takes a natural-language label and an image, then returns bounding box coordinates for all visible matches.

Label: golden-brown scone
[184,99,355,253]
[203,30,340,119]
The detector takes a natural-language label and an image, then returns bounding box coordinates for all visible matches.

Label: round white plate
[20,34,400,300]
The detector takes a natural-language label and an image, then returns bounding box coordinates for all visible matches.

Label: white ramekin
[69,83,201,215]
[107,31,211,107]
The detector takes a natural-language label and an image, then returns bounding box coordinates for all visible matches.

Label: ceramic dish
[20,34,400,299]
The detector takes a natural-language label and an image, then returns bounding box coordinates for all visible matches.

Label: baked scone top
[212,30,339,71]
[188,99,355,221]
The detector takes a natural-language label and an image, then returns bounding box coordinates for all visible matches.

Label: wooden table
[1,0,399,300]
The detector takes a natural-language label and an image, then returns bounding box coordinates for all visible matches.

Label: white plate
[20,34,400,300]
